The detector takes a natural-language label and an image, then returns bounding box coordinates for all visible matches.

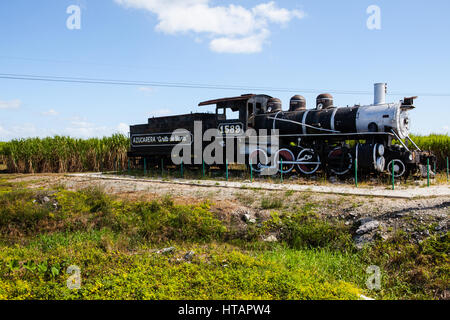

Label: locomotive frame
[128,83,435,179]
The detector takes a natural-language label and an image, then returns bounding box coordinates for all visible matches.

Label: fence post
[202,159,205,178]
[181,159,183,178]
[355,157,358,188]
[447,157,449,182]
[280,158,283,183]
[250,160,253,183]
[144,158,147,175]
[427,158,430,187]
[161,158,164,177]
[128,158,130,175]
[392,161,395,190]
[226,159,228,181]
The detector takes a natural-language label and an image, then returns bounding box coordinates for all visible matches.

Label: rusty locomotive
[128,83,435,178]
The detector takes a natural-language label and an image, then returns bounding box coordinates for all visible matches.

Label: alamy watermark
[66,265,82,290]
[66,5,81,30]
[367,5,381,30]
[366,265,381,291]
[168,122,281,176]
[134,121,283,176]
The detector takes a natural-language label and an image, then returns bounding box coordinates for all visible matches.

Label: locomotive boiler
[128,83,435,178]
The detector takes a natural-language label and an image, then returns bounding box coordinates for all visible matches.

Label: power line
[0,55,173,71]
[0,73,449,97]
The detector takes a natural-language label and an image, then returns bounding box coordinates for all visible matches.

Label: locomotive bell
[289,95,306,111]
[316,93,333,110]
[267,98,282,112]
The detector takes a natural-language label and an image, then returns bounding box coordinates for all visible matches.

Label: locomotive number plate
[218,123,244,135]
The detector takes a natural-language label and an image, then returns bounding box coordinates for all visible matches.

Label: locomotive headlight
[409,153,413,161]
[396,108,410,139]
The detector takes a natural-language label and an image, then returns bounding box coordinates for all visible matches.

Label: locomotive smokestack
[374,83,387,105]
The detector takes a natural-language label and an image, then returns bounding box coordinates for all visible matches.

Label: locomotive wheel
[387,159,406,178]
[328,147,353,176]
[296,149,321,175]
[275,149,295,174]
[249,149,268,174]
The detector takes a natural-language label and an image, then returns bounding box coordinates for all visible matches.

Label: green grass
[261,197,283,209]
[0,239,362,300]
[0,179,447,300]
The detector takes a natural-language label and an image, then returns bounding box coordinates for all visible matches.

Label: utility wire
[0,73,449,97]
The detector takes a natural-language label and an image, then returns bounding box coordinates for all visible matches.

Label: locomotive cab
[198,94,273,130]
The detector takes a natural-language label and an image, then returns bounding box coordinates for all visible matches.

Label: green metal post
[280,158,283,183]
[202,159,205,178]
[128,158,130,175]
[144,158,147,175]
[161,158,164,177]
[226,160,228,181]
[447,157,449,182]
[427,158,430,187]
[250,160,253,183]
[392,161,395,190]
[181,160,183,178]
[355,158,358,188]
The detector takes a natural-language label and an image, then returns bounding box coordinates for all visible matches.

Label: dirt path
[70,173,450,199]
[9,173,449,225]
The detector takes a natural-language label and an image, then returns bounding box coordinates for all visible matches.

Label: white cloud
[0,99,21,110]
[117,122,129,135]
[252,2,304,24]
[210,29,269,54]
[41,109,59,116]
[115,0,304,53]
[65,121,110,138]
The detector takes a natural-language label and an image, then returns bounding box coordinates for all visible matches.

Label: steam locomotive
[128,83,435,178]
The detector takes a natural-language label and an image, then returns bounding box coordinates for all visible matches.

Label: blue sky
[0,0,449,140]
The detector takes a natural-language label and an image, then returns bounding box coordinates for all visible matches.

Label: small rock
[435,221,446,231]
[242,213,256,224]
[356,220,380,235]
[353,233,374,250]
[349,212,358,218]
[156,247,176,254]
[263,235,278,242]
[184,251,195,261]
[356,217,374,226]
[42,196,50,203]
